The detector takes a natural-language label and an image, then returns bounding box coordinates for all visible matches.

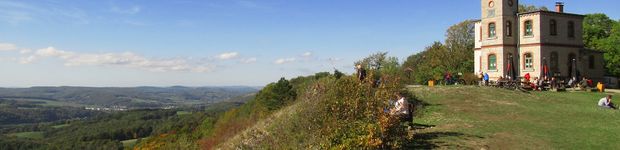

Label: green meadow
[410,86,619,149]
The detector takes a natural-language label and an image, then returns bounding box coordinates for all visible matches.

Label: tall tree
[596,22,620,76]
[583,13,617,50]
[518,4,549,13]
[445,20,476,73]
[403,19,476,84]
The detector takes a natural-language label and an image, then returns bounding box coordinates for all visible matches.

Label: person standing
[356,64,366,82]
[483,73,490,86]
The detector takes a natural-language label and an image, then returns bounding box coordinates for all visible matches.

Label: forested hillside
[0,96,252,150]
[0,86,258,108]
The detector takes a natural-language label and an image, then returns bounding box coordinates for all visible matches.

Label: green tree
[355,52,388,71]
[255,77,296,111]
[445,19,476,73]
[518,4,549,13]
[334,69,344,79]
[583,13,617,50]
[596,22,620,76]
[403,19,475,84]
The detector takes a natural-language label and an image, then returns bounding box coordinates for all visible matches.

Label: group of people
[477,71,598,91]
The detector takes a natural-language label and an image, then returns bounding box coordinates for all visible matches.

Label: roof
[518,10,585,18]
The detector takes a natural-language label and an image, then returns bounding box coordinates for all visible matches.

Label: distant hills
[0,86,259,108]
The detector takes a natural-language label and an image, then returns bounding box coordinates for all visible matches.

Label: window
[524,20,533,36]
[550,52,559,72]
[506,21,512,37]
[550,19,557,36]
[568,21,575,38]
[489,23,496,38]
[524,53,533,69]
[488,54,497,71]
[589,55,595,69]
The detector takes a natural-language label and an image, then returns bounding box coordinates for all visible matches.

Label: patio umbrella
[505,59,512,80]
[571,58,577,79]
[543,59,550,79]
[506,56,516,80]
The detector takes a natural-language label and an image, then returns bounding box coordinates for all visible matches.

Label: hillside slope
[212,76,413,149]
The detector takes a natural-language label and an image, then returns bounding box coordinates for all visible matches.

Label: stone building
[473,0,605,82]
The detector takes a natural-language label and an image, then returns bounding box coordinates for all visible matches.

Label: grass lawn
[176,111,192,115]
[408,86,619,149]
[9,131,44,139]
[51,124,70,129]
[122,137,149,148]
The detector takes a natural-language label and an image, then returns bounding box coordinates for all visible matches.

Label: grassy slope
[217,91,323,149]
[411,86,620,149]
[9,132,44,139]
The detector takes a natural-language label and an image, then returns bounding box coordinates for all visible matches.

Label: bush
[308,74,409,148]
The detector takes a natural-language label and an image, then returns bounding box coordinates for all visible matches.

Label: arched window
[488,54,497,71]
[550,19,557,36]
[524,53,533,69]
[550,52,559,72]
[568,21,575,38]
[524,20,533,36]
[506,21,512,37]
[489,23,496,38]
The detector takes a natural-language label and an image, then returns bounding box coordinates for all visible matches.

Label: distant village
[84,105,177,111]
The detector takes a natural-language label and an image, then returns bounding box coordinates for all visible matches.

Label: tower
[479,0,519,79]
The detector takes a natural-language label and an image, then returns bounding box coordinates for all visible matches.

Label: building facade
[474,0,605,81]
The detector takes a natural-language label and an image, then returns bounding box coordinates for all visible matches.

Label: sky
[0,0,619,87]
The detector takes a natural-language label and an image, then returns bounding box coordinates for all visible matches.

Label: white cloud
[19,49,32,54]
[216,52,239,60]
[302,52,312,57]
[274,58,296,64]
[19,55,36,64]
[35,47,74,58]
[25,47,215,73]
[0,43,17,51]
[110,5,142,15]
[239,57,257,64]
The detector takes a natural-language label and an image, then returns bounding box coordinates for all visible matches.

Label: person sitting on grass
[550,77,558,89]
[531,77,539,90]
[567,77,577,88]
[579,77,589,89]
[538,77,547,90]
[598,95,616,110]
[390,92,412,123]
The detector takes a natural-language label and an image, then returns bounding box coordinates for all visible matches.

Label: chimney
[555,2,564,13]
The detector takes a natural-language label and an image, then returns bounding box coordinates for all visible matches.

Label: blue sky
[0,0,618,87]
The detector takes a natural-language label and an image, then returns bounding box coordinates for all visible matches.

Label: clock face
[489,1,495,8]
[507,0,514,6]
